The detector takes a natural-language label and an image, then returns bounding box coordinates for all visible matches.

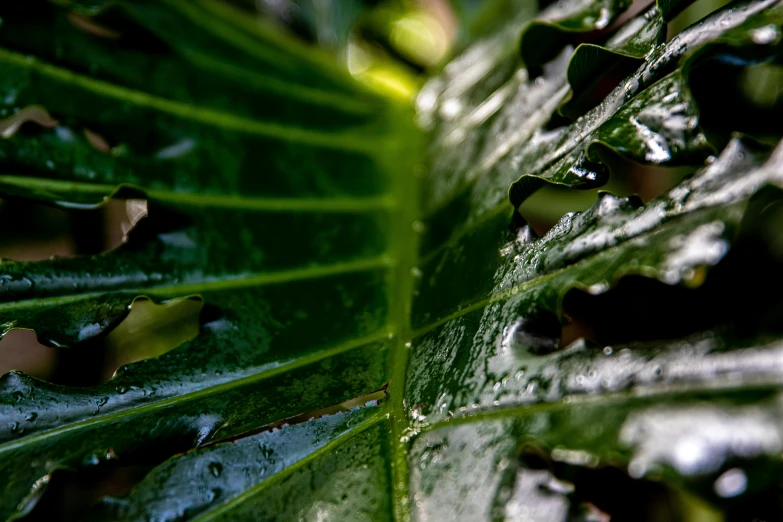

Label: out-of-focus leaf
[251,0,370,49]
[448,0,534,45]
[410,385,783,520]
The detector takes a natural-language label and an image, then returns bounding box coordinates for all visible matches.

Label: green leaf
[420,1,769,258]
[0,0,414,518]
[88,404,390,520]
[509,0,781,208]
[408,135,783,424]
[520,0,635,68]
[0,0,782,519]
[561,6,665,118]
[409,384,783,520]
[249,0,370,49]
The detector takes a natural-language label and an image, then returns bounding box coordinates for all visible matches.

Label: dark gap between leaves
[517,184,609,237]
[0,197,147,262]
[17,426,201,522]
[561,58,642,120]
[517,446,703,522]
[0,201,201,386]
[690,54,783,144]
[593,145,698,203]
[19,464,155,522]
[562,187,783,348]
[201,386,389,448]
[0,296,203,387]
[518,157,692,237]
[519,443,783,521]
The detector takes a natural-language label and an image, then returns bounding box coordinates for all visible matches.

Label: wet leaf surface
[0,0,782,520]
[88,404,390,521]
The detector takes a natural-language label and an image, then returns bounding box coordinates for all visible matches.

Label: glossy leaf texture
[0,0,782,520]
[88,403,392,521]
[406,0,783,517]
[0,0,416,519]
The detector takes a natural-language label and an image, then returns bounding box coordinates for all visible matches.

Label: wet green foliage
[0,0,781,520]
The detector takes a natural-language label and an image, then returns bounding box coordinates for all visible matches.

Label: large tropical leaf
[0,0,782,520]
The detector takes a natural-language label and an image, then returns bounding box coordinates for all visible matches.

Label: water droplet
[84,454,100,466]
[260,444,275,460]
[440,98,462,119]
[714,468,747,498]
[93,396,109,415]
[751,24,779,45]
[594,7,611,29]
[208,462,223,478]
[25,412,37,422]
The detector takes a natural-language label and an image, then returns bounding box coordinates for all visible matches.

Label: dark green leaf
[410,384,783,520]
[561,6,665,118]
[408,136,783,424]
[0,0,415,518]
[0,0,782,519]
[89,404,390,521]
[520,0,634,68]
